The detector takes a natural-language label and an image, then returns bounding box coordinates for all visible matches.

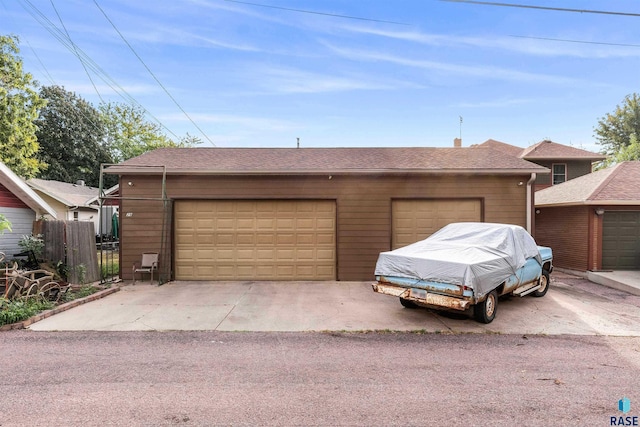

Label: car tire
[531,270,550,298]
[399,297,419,309]
[474,290,498,323]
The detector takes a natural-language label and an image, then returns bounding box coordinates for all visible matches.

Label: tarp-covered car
[372,222,553,323]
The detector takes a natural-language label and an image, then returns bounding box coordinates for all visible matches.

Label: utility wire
[50,0,104,103]
[222,0,411,25]
[440,0,640,18]
[510,35,640,48]
[93,0,217,146]
[17,0,181,140]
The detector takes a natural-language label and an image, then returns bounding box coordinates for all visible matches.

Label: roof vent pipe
[76,180,85,186]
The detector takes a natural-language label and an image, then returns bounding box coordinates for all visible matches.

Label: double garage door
[603,211,640,270]
[174,200,336,280]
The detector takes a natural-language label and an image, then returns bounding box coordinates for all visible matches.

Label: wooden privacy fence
[34,220,100,285]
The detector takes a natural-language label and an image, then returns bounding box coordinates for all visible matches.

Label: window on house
[552,164,567,185]
[73,211,79,221]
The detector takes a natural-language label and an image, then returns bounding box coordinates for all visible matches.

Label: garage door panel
[236,233,255,245]
[276,218,295,230]
[392,199,482,249]
[277,248,295,259]
[216,218,235,230]
[256,249,275,260]
[277,234,295,245]
[175,200,336,280]
[296,233,315,245]
[316,233,335,244]
[256,234,275,245]
[257,218,274,228]
[317,218,335,229]
[296,218,314,229]
[237,218,255,229]
[317,249,335,260]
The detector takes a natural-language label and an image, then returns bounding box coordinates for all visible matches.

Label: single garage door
[602,211,640,270]
[392,199,482,249]
[174,200,336,280]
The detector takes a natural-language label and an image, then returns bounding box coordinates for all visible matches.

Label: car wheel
[474,290,498,323]
[399,297,419,309]
[532,270,550,297]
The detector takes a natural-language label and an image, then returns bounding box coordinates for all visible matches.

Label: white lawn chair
[132,253,159,284]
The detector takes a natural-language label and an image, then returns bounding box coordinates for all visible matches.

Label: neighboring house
[475,139,606,191]
[107,147,548,282]
[27,179,100,232]
[86,184,120,238]
[535,161,640,271]
[0,162,57,257]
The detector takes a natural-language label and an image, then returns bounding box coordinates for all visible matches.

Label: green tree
[594,93,640,159]
[100,102,201,162]
[0,35,46,178]
[35,85,112,187]
[610,134,640,164]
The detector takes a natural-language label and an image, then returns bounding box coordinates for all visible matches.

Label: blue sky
[2,0,639,151]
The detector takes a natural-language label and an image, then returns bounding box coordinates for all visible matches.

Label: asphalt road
[1,331,638,426]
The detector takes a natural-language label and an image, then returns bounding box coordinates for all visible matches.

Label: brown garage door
[392,199,482,249]
[602,211,640,270]
[174,200,336,280]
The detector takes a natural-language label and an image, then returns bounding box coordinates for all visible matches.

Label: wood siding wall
[118,173,531,281]
[0,183,29,209]
[534,160,593,186]
[534,206,590,271]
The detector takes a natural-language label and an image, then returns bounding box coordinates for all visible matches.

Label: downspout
[526,173,536,234]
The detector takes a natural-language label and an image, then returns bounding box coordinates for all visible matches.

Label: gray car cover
[374,222,541,298]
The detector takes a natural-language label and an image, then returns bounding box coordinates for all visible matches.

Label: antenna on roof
[459,116,463,141]
[297,137,300,149]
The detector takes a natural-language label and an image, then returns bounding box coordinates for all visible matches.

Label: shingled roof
[108,147,548,175]
[535,161,640,207]
[27,178,99,208]
[474,139,606,161]
[520,140,607,160]
[475,139,524,157]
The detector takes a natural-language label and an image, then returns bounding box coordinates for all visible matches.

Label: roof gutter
[104,167,548,176]
[526,173,536,234]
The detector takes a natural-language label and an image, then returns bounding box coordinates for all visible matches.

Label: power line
[440,0,640,18]
[17,0,181,140]
[222,0,411,25]
[510,35,640,48]
[93,0,216,146]
[50,0,104,103]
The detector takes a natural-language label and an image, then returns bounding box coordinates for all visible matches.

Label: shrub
[0,297,54,327]
[18,234,45,258]
[62,285,100,303]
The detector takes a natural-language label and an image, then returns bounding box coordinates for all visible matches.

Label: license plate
[409,288,427,300]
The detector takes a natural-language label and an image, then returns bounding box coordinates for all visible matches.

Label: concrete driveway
[28,271,640,335]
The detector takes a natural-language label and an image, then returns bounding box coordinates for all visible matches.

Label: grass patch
[99,250,119,280]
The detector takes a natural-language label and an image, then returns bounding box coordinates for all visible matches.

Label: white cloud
[253,66,422,94]
[324,43,580,85]
[340,25,640,59]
